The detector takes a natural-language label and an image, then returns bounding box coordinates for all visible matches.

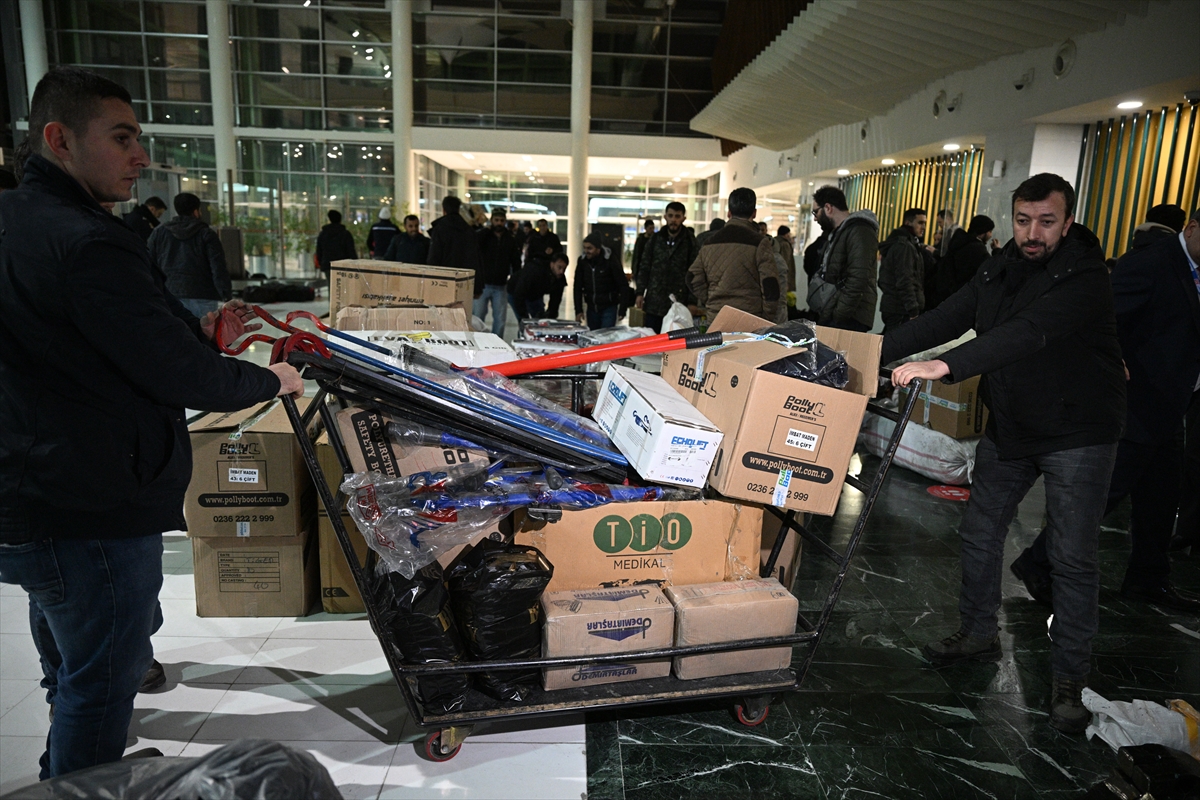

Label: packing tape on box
[918,379,966,424]
[694,332,816,382]
[227,399,280,441]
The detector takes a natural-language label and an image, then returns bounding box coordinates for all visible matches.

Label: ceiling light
[474,169,482,174]
[522,155,532,161]
[808,181,814,186]
[365,56,372,61]
[1117,100,1143,109]
[623,175,632,180]
[638,159,648,166]
[679,172,689,177]
[837,169,850,175]
[943,143,960,151]
[695,162,708,169]
[881,158,896,165]
[385,71,392,78]
[525,171,532,176]
[462,153,474,159]
[352,30,360,37]
[365,48,374,54]
[630,170,639,175]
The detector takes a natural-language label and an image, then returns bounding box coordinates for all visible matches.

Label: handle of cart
[277,332,918,761]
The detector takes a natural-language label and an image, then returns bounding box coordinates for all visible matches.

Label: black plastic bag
[372,563,470,716]
[447,540,553,702]
[754,319,850,389]
[0,740,341,800]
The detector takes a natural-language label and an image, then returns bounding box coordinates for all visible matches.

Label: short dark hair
[644,219,655,229]
[813,186,848,212]
[174,193,201,216]
[902,208,927,225]
[937,209,953,221]
[403,214,419,224]
[966,214,995,237]
[728,187,756,218]
[1145,203,1186,233]
[709,218,725,231]
[0,170,16,191]
[327,209,342,224]
[523,220,532,228]
[145,196,167,211]
[442,195,462,215]
[665,201,686,215]
[550,251,569,264]
[29,67,134,156]
[1012,173,1076,216]
[776,225,790,237]
[537,218,548,226]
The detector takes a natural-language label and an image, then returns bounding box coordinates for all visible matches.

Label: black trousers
[1177,392,1200,545]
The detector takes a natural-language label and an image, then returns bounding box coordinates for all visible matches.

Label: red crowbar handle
[486,329,723,377]
[216,305,331,364]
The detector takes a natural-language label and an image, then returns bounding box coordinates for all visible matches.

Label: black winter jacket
[526,229,563,267]
[123,203,160,241]
[878,225,925,318]
[366,218,399,258]
[882,223,1125,459]
[573,245,629,311]
[933,228,990,308]
[477,226,521,287]
[383,231,430,264]
[0,156,280,542]
[427,213,484,292]
[147,215,231,301]
[315,222,357,271]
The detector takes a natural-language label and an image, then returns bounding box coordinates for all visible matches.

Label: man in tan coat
[687,187,781,322]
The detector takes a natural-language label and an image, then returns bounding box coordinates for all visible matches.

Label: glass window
[594,21,667,55]
[665,58,712,92]
[497,0,560,15]
[496,51,571,84]
[143,2,207,34]
[239,40,321,74]
[414,14,495,47]
[238,106,326,130]
[322,9,392,42]
[426,0,495,11]
[149,70,211,104]
[592,55,666,89]
[417,80,495,114]
[665,90,711,122]
[146,37,208,70]
[669,26,720,58]
[237,74,322,108]
[327,110,395,130]
[232,6,321,40]
[151,103,213,125]
[604,0,670,21]
[414,48,494,81]
[325,77,392,110]
[51,0,142,32]
[592,87,663,122]
[495,84,569,118]
[150,136,215,170]
[55,32,145,67]
[496,15,571,50]
[325,43,393,78]
[80,67,149,100]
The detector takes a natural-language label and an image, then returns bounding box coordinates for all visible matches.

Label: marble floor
[586,461,1200,800]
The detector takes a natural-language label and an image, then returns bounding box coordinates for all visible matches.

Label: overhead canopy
[690,0,1145,150]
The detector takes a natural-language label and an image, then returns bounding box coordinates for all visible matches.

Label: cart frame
[282,363,919,760]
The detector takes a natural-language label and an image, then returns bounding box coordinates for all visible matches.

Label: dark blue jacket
[382,230,430,265]
[0,155,280,541]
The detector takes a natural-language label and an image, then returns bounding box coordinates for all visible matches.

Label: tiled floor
[585,459,1200,800]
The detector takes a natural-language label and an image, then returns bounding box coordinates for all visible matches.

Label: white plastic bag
[1083,689,1200,759]
[662,294,694,333]
[858,413,978,485]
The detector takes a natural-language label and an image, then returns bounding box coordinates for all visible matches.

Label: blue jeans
[0,535,164,779]
[586,304,619,330]
[472,284,508,337]
[958,438,1117,679]
[179,298,221,319]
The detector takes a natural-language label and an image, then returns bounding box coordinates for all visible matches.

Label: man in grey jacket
[878,208,927,332]
[808,185,879,331]
[147,192,230,319]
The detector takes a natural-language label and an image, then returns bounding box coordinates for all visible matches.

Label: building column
[567,0,593,272]
[18,0,48,113]
[206,0,238,216]
[392,0,416,216]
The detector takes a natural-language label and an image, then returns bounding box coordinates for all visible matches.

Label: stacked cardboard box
[900,375,989,439]
[329,260,475,324]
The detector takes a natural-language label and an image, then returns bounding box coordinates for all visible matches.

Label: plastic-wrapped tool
[520,319,589,343]
[447,540,553,702]
[371,563,470,715]
[577,326,656,348]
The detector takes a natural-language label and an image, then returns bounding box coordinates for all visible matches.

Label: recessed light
[695,162,708,169]
[881,158,896,165]
[624,175,632,180]
[462,153,474,159]
[638,160,648,166]
[837,169,850,175]
[474,169,482,174]
[522,155,533,161]
[943,143,960,151]
[1117,100,1143,109]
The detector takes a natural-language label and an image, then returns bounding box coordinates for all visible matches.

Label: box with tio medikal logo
[541,586,674,690]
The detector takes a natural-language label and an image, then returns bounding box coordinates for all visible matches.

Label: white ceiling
[690,0,1148,150]
[417,149,721,185]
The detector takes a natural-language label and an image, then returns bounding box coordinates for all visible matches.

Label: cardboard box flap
[610,365,720,428]
[335,305,471,332]
[330,260,475,283]
[707,306,773,334]
[189,402,276,433]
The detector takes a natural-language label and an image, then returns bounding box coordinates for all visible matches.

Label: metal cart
[282,360,920,761]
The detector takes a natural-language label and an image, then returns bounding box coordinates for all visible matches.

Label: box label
[228,467,260,484]
[217,550,281,592]
[586,616,655,642]
[237,521,250,537]
[785,428,819,452]
[772,469,792,507]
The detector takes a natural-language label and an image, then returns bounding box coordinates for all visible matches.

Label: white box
[340,330,517,368]
[593,364,723,487]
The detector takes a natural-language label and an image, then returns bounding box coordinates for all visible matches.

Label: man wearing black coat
[383,214,430,264]
[147,192,231,319]
[887,174,1125,735]
[315,209,357,275]
[1013,210,1200,613]
[0,68,302,779]
[475,207,521,336]
[930,214,995,309]
[427,195,482,290]
[514,251,569,319]
[366,207,399,258]
[122,195,165,241]
[574,232,630,329]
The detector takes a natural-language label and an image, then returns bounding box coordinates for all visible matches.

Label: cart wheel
[734,702,770,727]
[422,731,462,762]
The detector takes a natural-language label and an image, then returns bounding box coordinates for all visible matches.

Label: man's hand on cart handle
[201,300,262,342]
[892,359,950,387]
[268,363,305,398]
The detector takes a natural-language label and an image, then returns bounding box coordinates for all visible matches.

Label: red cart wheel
[422,731,462,762]
[734,703,769,727]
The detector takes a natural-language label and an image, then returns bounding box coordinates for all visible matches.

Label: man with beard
[635,201,697,332]
[884,173,1125,735]
[806,185,878,331]
[475,207,521,336]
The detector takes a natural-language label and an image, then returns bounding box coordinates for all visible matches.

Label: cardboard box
[335,305,471,332]
[185,399,314,538]
[760,512,803,588]
[330,260,475,321]
[663,307,881,516]
[193,529,319,617]
[541,586,674,690]
[592,364,723,487]
[514,499,761,592]
[318,513,370,613]
[901,375,989,439]
[339,330,516,369]
[666,578,798,680]
[334,407,490,477]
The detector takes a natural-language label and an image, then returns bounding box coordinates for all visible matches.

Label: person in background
[774,224,797,296]
[931,214,995,308]
[807,185,879,331]
[514,251,569,319]
[1130,203,1186,250]
[508,219,526,252]
[366,206,399,258]
[0,66,303,781]
[315,209,357,276]
[636,201,698,332]
[525,218,562,274]
[936,208,960,257]
[122,195,166,241]
[475,207,520,336]
[0,168,17,193]
[878,207,927,333]
[802,229,829,282]
[886,173,1125,734]
[631,218,656,276]
[695,217,725,249]
[574,232,630,330]
[147,192,230,319]
[427,195,483,282]
[383,214,430,264]
[1012,208,1200,614]
[687,187,780,322]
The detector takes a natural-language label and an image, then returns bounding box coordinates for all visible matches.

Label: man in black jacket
[525,218,563,272]
[366,207,399,258]
[930,214,995,309]
[427,195,482,286]
[122,195,166,241]
[0,68,302,780]
[878,207,927,332]
[475,207,521,336]
[1013,209,1200,613]
[315,209,357,275]
[574,232,630,329]
[515,251,569,319]
[887,174,1125,734]
[147,192,231,319]
[383,214,430,264]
